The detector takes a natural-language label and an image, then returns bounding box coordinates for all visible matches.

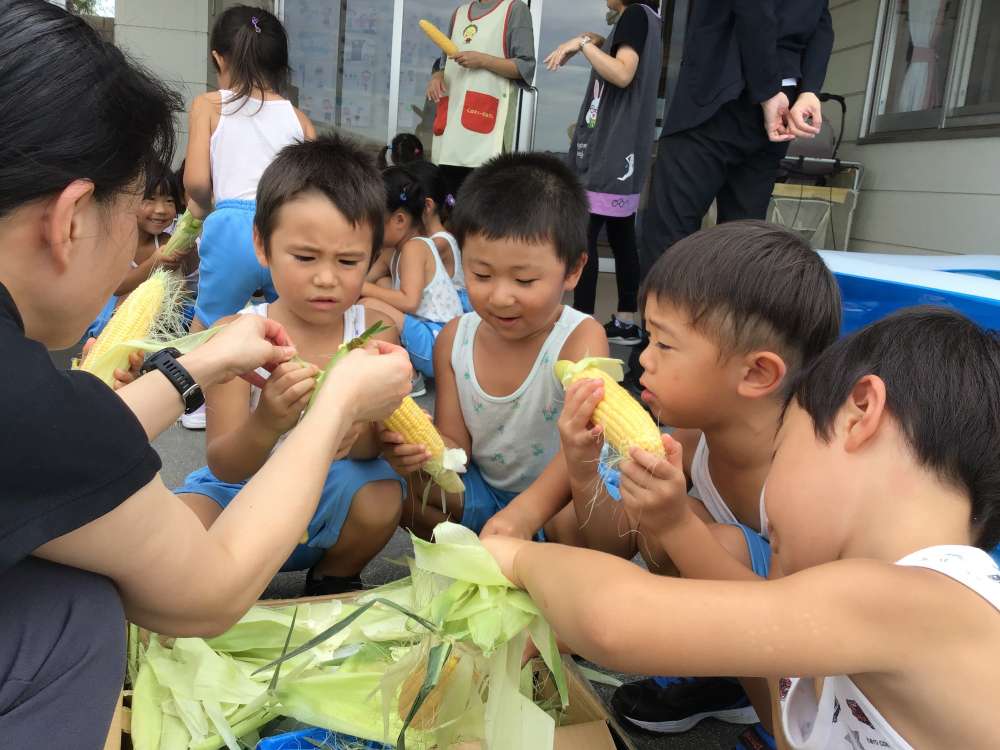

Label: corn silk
[129,523,569,750]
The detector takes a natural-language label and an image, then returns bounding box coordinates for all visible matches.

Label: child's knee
[352,479,404,530]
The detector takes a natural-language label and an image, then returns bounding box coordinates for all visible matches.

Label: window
[866,0,1000,135]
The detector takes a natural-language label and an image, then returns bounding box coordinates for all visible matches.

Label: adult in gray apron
[547,0,662,344]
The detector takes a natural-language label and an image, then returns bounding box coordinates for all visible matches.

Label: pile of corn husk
[129,523,568,750]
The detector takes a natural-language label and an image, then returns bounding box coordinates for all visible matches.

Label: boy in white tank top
[380,153,608,542]
[174,136,406,597]
[487,306,1000,750]
[559,221,842,739]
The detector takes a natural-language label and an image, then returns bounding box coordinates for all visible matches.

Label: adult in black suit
[638,0,834,279]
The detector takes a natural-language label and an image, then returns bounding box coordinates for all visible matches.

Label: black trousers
[639,91,790,280]
[574,213,641,316]
[0,557,125,747]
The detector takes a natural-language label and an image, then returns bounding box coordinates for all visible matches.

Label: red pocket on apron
[433,96,449,136]
[461,91,500,134]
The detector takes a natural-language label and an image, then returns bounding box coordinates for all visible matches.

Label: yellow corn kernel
[397,653,460,729]
[420,20,458,56]
[555,358,665,458]
[80,271,167,372]
[383,397,467,494]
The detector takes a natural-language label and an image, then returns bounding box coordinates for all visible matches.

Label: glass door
[285,0,397,147]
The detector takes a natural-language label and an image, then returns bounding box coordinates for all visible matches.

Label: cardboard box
[122,593,635,750]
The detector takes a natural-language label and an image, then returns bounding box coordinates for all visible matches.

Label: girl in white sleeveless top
[183,7,315,329]
[362,168,463,384]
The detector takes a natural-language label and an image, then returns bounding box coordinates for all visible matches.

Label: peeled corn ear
[160,209,203,257]
[383,397,467,493]
[420,19,458,56]
[554,357,665,458]
[79,269,188,385]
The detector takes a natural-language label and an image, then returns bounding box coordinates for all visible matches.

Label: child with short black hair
[558,220,841,738]
[362,166,463,393]
[381,152,608,541]
[488,305,1000,750]
[175,134,405,597]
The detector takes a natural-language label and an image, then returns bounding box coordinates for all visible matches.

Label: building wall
[823,0,1000,255]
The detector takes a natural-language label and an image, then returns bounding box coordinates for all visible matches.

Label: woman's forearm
[582,43,636,88]
[481,56,522,80]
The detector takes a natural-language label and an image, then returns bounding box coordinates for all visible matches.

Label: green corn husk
[297,320,393,413]
[76,326,221,388]
[130,522,570,750]
[161,210,204,258]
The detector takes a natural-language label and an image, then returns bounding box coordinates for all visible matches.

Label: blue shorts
[175,458,405,572]
[598,459,770,577]
[195,199,277,327]
[457,462,545,542]
[457,289,473,314]
[82,295,118,343]
[992,544,1000,568]
[400,315,446,379]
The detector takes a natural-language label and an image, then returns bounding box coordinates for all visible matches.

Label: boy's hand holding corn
[378,409,435,475]
[558,377,607,474]
[82,337,143,390]
[253,360,320,437]
[618,434,690,535]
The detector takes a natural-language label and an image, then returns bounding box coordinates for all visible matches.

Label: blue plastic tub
[256,728,387,750]
[819,251,1000,335]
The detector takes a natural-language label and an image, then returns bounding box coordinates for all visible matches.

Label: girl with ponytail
[362,167,463,394]
[183,6,315,352]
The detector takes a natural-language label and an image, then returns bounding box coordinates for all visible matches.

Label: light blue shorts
[175,458,405,572]
[195,199,277,327]
[83,295,118,342]
[992,544,1000,568]
[598,459,770,577]
[457,289,473,314]
[400,315,446,379]
[457,462,545,542]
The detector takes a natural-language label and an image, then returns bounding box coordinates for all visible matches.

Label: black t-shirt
[610,4,649,59]
[0,282,161,570]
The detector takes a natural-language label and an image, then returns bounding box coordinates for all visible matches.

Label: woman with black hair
[0,2,411,745]
[546,0,662,346]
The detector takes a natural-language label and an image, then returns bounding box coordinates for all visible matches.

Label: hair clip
[399,193,407,201]
[445,194,456,206]
[251,17,262,33]
[414,148,421,154]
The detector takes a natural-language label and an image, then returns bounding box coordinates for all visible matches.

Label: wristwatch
[140,347,205,414]
[579,35,592,50]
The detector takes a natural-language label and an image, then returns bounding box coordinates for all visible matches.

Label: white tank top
[237,303,367,450]
[690,434,770,539]
[391,237,464,324]
[209,91,304,201]
[451,306,589,493]
[780,545,1000,750]
[432,231,465,291]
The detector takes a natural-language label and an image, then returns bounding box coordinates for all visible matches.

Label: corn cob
[160,209,203,257]
[79,268,189,384]
[397,651,461,729]
[420,19,458,56]
[383,397,467,494]
[554,357,665,458]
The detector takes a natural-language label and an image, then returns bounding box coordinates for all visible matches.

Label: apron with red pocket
[432,0,516,168]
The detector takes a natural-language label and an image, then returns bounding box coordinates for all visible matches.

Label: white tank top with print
[237,303,367,451]
[780,545,1000,750]
[392,237,464,324]
[432,231,465,292]
[451,306,589,493]
[690,434,770,539]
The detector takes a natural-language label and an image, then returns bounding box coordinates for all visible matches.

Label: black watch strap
[140,348,205,414]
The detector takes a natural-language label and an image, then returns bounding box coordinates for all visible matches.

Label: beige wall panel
[115,0,210,34]
[830,0,879,52]
[822,43,874,97]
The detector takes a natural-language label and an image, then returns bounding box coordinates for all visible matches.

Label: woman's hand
[545,37,584,70]
[182,314,296,390]
[81,338,143,390]
[451,51,489,70]
[428,73,447,103]
[254,361,319,436]
[311,341,412,424]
